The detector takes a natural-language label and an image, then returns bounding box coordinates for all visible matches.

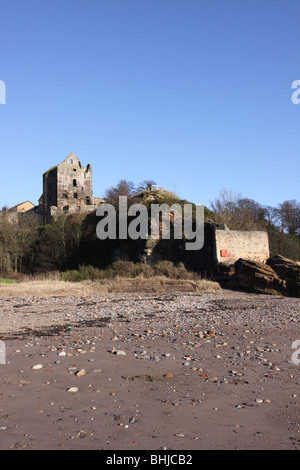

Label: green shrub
[0,278,19,284]
[153,260,198,280]
[60,260,199,282]
[111,261,137,278]
[60,265,103,282]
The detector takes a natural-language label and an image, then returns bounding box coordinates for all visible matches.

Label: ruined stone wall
[42,167,58,223]
[214,229,270,265]
[50,204,96,218]
[56,156,93,213]
[41,154,94,223]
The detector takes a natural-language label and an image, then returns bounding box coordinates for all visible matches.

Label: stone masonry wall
[214,229,270,265]
[42,154,94,223]
[42,167,58,223]
[56,155,93,212]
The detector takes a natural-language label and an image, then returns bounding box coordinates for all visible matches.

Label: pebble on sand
[116,350,126,356]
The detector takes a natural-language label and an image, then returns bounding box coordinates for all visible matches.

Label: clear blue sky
[0,0,299,209]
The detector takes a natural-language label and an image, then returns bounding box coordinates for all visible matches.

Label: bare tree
[275,200,300,235]
[0,212,39,273]
[210,189,266,231]
[264,205,278,225]
[104,180,136,206]
[135,180,157,193]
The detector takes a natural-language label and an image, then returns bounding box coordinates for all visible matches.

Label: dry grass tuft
[0,277,220,297]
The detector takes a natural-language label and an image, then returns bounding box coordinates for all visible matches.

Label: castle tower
[41,153,94,223]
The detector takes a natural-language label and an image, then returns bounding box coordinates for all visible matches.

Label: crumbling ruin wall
[42,154,95,223]
[214,229,270,265]
[56,155,93,213]
[42,167,57,223]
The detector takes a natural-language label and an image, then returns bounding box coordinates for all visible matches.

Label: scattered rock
[234,255,300,298]
[267,255,300,297]
[116,350,126,356]
[234,258,287,296]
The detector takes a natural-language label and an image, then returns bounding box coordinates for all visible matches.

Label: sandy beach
[0,287,299,450]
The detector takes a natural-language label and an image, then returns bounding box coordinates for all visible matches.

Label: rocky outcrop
[267,255,300,297]
[234,256,300,297]
[234,258,288,296]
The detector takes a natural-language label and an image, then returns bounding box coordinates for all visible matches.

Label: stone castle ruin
[39,153,103,224]
[3,152,270,269]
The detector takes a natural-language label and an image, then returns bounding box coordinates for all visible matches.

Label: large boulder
[267,255,300,297]
[234,258,287,295]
